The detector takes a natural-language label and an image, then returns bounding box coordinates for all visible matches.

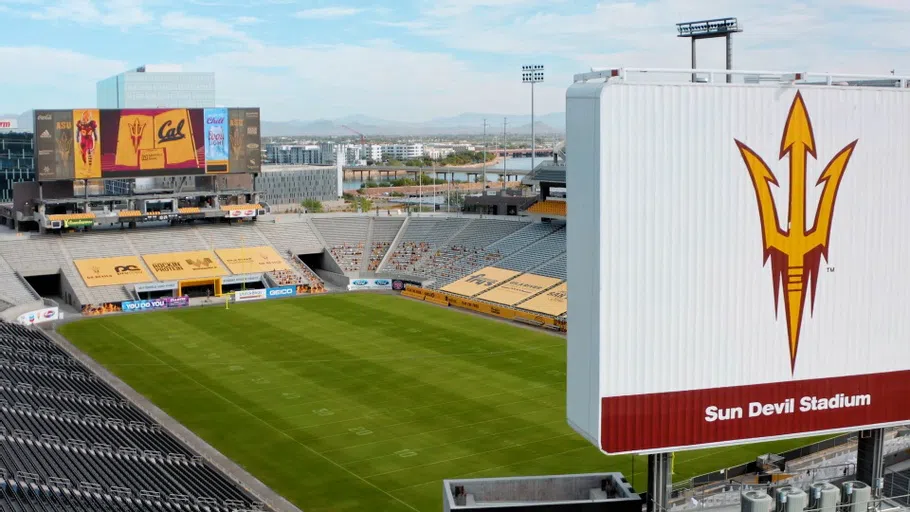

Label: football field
[60,293,821,511]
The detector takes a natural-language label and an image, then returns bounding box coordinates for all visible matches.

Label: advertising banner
[477,273,563,307]
[441,267,520,297]
[142,251,229,280]
[63,219,94,228]
[235,289,266,302]
[348,278,393,291]
[229,108,262,173]
[216,247,289,274]
[134,281,178,293]
[35,110,75,181]
[204,108,230,174]
[102,108,204,177]
[17,307,59,326]
[121,295,190,313]
[266,285,297,299]
[0,119,17,129]
[222,274,263,286]
[226,208,257,219]
[74,256,153,287]
[392,279,422,291]
[34,108,261,180]
[73,109,102,179]
[518,283,566,317]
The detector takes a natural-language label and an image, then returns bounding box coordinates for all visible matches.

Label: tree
[301,199,323,213]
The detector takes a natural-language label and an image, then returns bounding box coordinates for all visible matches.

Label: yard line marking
[363,432,576,479]
[97,323,421,512]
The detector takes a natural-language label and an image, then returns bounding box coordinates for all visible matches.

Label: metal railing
[574,67,910,88]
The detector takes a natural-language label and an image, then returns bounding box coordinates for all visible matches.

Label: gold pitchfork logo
[56,130,72,161]
[735,91,857,373]
[128,118,147,154]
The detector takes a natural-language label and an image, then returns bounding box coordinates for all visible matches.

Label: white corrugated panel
[567,81,910,454]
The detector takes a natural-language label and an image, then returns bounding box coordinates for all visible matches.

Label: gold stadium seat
[221,203,261,211]
[527,201,567,216]
[178,207,201,214]
[118,210,142,218]
[47,212,96,221]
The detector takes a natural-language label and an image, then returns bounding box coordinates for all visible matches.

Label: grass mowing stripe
[96,321,422,512]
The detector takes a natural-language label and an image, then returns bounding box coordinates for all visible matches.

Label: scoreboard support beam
[647,453,672,512]
[855,428,885,492]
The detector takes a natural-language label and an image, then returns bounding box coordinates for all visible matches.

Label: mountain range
[260,112,566,137]
[4,111,567,137]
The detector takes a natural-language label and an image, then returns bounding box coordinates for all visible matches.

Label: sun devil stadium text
[705,393,872,422]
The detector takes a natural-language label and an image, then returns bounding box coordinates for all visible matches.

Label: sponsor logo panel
[216,247,288,274]
[142,251,229,280]
[235,289,267,302]
[74,257,153,287]
[266,286,296,299]
[121,296,191,312]
[204,108,230,174]
[17,307,59,326]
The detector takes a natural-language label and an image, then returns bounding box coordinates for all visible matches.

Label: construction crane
[341,125,366,146]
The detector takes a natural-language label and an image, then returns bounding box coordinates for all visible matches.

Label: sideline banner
[121,295,190,313]
[74,256,153,287]
[348,278,392,291]
[266,285,297,299]
[142,251,229,280]
[235,289,266,302]
[518,282,567,316]
[17,307,59,326]
[477,273,562,306]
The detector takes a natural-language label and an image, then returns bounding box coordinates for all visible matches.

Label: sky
[1,0,909,123]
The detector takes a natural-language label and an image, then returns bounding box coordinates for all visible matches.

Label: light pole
[522,65,544,172]
[482,118,489,192]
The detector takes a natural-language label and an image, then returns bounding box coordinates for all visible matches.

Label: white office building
[97,65,216,109]
[383,143,424,160]
[425,146,455,160]
[266,144,322,165]
[362,144,383,162]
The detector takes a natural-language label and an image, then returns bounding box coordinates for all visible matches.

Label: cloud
[28,0,153,27]
[183,41,565,122]
[235,16,261,24]
[159,11,259,45]
[294,7,364,19]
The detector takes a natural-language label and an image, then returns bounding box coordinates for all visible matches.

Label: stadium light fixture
[676,17,742,83]
[522,65,544,172]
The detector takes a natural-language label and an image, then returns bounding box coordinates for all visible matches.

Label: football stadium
[0,67,908,512]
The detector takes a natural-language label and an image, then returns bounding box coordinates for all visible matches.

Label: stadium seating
[495,227,566,274]
[126,228,207,255]
[531,253,566,280]
[0,256,38,308]
[0,323,262,511]
[365,218,404,272]
[311,217,370,273]
[380,217,472,273]
[254,219,323,256]
[197,223,270,249]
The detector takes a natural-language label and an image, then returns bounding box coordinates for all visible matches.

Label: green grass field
[60,294,821,511]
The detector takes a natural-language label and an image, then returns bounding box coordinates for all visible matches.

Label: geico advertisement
[266,286,296,299]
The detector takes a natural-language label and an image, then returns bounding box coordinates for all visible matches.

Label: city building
[345,145,364,166]
[97,65,217,195]
[425,146,455,160]
[266,144,322,165]
[256,166,339,207]
[362,144,382,162]
[96,65,216,109]
[383,143,424,160]
[0,131,34,203]
[318,142,337,164]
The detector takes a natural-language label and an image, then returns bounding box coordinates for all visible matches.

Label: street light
[522,64,544,172]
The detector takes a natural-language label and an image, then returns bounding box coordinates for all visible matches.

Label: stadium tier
[0,323,263,511]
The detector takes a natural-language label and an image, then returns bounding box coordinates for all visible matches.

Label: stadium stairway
[0,323,266,512]
[377,217,410,271]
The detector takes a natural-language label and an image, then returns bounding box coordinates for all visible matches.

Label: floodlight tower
[676,17,742,83]
[522,65,544,171]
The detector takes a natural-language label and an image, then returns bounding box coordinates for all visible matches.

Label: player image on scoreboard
[204,108,230,174]
[73,109,101,179]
